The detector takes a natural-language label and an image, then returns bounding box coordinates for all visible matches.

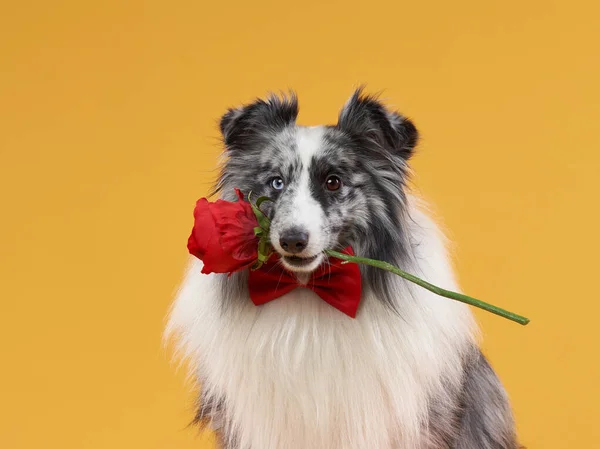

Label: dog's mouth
[283,254,318,266]
[280,253,322,272]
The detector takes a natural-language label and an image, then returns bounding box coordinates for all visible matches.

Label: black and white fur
[165,89,519,449]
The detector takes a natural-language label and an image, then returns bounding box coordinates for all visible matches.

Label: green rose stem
[324,249,530,326]
[247,192,529,325]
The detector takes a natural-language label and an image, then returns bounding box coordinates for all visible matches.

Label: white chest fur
[166,206,476,449]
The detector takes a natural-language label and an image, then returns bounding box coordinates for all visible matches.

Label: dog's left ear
[337,88,418,160]
[220,93,299,152]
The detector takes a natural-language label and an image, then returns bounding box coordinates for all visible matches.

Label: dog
[165,89,519,449]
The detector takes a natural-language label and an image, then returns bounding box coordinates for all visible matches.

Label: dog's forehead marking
[295,126,325,169]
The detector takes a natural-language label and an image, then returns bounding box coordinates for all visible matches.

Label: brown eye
[326,175,342,191]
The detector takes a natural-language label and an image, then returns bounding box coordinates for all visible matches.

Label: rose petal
[200,233,233,274]
[187,198,216,259]
[188,189,262,274]
[210,198,259,263]
[218,209,259,261]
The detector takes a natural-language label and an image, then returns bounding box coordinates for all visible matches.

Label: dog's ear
[220,93,299,151]
[337,88,418,160]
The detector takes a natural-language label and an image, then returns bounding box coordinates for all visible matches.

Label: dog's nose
[279,229,309,254]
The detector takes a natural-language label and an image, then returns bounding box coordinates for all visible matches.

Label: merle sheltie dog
[165,89,519,449]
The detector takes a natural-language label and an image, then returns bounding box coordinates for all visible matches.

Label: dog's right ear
[337,88,418,161]
[220,93,299,151]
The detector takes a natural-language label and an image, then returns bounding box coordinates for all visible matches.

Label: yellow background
[1,1,599,448]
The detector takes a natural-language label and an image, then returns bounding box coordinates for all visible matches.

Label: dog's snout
[279,228,309,254]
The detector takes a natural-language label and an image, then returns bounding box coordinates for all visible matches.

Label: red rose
[187,189,260,274]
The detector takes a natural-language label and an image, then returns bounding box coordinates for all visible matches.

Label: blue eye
[270,177,285,190]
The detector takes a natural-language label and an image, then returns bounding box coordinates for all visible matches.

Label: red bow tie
[248,247,362,318]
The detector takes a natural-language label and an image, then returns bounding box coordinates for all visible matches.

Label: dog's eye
[325,175,342,191]
[270,177,285,190]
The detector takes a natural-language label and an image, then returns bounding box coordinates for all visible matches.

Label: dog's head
[216,89,418,274]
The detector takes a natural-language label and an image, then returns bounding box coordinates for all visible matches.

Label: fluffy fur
[165,89,519,449]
